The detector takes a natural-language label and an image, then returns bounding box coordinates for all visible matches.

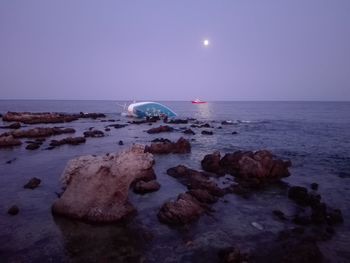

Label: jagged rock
[7,205,19,215]
[83,130,104,138]
[24,177,41,189]
[26,143,40,150]
[52,145,155,223]
[146,125,173,134]
[133,180,160,194]
[145,137,191,154]
[118,140,124,145]
[201,151,225,175]
[50,137,86,147]
[9,127,75,138]
[158,193,204,225]
[0,135,22,148]
[201,130,213,135]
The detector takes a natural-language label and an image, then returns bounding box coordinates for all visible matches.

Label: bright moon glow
[203,39,209,46]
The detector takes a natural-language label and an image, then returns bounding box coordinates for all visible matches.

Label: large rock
[201,151,225,175]
[146,125,173,134]
[145,137,191,154]
[0,135,22,147]
[52,145,155,223]
[158,193,204,225]
[133,180,160,194]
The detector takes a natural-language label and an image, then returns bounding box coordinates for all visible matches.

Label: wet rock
[50,137,86,147]
[78,112,106,119]
[5,158,17,164]
[83,130,104,138]
[146,125,173,134]
[23,177,41,189]
[188,189,218,204]
[26,143,40,150]
[2,112,78,124]
[201,151,225,175]
[218,246,248,263]
[7,205,19,215]
[288,186,310,206]
[133,180,160,194]
[10,127,75,138]
[221,120,235,125]
[167,165,224,197]
[0,122,21,129]
[310,183,318,191]
[191,123,211,128]
[273,210,287,221]
[281,240,323,263]
[224,184,251,198]
[107,124,128,129]
[201,130,213,135]
[145,137,191,154]
[158,193,204,225]
[104,128,111,132]
[151,138,171,143]
[52,145,155,223]
[118,140,124,145]
[166,119,188,124]
[0,135,22,147]
[232,131,238,135]
[183,129,195,135]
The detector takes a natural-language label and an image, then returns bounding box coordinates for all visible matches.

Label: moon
[203,39,210,46]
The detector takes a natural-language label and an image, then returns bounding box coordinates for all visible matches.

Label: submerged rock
[9,127,75,138]
[0,135,22,148]
[25,143,40,150]
[83,130,104,138]
[24,177,41,189]
[145,137,191,154]
[52,145,155,223]
[146,125,173,134]
[133,180,161,194]
[7,205,19,215]
[201,130,213,135]
[158,193,204,225]
[50,137,86,147]
[183,129,196,135]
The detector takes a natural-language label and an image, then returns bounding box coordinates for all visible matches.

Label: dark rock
[232,131,238,135]
[107,124,128,129]
[145,137,191,154]
[151,138,171,143]
[191,123,211,128]
[201,130,213,135]
[188,189,218,204]
[217,126,223,129]
[2,112,78,124]
[7,205,19,215]
[158,193,204,225]
[133,180,161,194]
[201,151,225,175]
[281,240,323,263]
[25,143,40,150]
[166,119,188,124]
[273,210,287,221]
[0,122,21,129]
[79,112,106,119]
[23,177,41,189]
[6,158,17,164]
[146,125,173,134]
[83,130,104,138]
[104,128,111,132]
[50,137,86,147]
[310,183,318,191]
[45,146,56,150]
[183,129,195,135]
[218,246,248,263]
[118,140,124,145]
[288,186,310,206]
[225,184,251,198]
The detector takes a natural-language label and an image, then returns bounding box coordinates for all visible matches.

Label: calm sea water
[0,100,349,262]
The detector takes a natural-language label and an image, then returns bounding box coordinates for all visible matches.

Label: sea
[0,100,349,262]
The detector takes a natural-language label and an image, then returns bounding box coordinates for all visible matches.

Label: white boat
[126,101,177,118]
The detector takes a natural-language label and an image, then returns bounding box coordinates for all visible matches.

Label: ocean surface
[0,100,349,262]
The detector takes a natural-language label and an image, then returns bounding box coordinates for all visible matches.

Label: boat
[191,99,207,104]
[127,101,177,118]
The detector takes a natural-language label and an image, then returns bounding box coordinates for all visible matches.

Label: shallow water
[0,100,349,262]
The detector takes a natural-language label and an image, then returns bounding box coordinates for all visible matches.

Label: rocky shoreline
[1,111,346,262]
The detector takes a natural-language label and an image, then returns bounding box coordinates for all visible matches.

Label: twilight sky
[0,0,349,101]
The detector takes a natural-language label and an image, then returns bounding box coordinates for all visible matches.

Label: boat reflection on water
[195,102,212,120]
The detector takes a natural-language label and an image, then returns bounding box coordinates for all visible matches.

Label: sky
[0,0,349,101]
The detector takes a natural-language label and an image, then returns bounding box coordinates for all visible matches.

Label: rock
[288,186,310,206]
[79,112,106,119]
[232,131,238,135]
[145,137,191,154]
[201,130,213,135]
[167,165,224,197]
[10,127,75,138]
[0,122,21,129]
[218,247,248,263]
[5,158,17,164]
[118,140,124,145]
[24,177,41,189]
[273,210,287,220]
[26,143,40,150]
[158,193,204,225]
[107,124,128,129]
[83,130,104,138]
[51,145,155,223]
[50,137,86,147]
[146,125,173,134]
[151,138,171,143]
[190,123,211,128]
[188,189,218,204]
[2,112,78,124]
[104,128,111,132]
[183,129,195,135]
[221,120,235,125]
[166,119,188,124]
[133,180,160,194]
[0,135,22,147]
[7,205,19,215]
[281,240,323,263]
[310,183,318,191]
[201,151,225,175]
